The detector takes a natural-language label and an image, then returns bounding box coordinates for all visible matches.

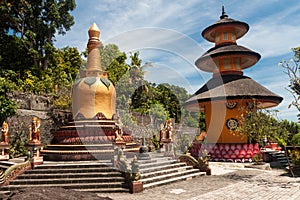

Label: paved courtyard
[99,163,300,200]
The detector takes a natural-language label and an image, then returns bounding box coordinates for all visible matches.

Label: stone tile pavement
[99,163,300,200]
[188,171,300,200]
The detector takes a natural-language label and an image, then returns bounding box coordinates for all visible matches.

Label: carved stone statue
[159,119,174,144]
[29,117,41,143]
[159,124,164,143]
[115,126,123,141]
[165,119,173,141]
[1,121,9,144]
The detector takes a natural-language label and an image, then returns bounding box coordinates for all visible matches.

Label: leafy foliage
[235,108,290,146]
[0,72,17,124]
[0,0,76,70]
[8,131,28,158]
[289,149,300,166]
[177,134,191,153]
[279,46,300,115]
[291,133,300,146]
[101,44,129,86]
[152,134,160,150]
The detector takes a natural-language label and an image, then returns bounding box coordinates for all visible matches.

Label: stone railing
[0,160,31,186]
[179,153,211,175]
[113,148,143,193]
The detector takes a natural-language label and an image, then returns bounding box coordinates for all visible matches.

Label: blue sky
[54,0,300,122]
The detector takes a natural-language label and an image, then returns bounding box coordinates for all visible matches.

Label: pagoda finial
[220,4,228,19]
[86,23,102,73]
[88,23,100,39]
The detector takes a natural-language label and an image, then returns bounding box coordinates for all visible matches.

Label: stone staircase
[137,153,206,189]
[1,153,205,194]
[0,161,129,194]
[266,150,290,168]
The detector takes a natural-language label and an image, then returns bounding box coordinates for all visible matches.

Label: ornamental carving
[226,118,239,130]
[225,102,237,109]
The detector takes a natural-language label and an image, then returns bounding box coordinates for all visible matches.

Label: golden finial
[88,23,100,39]
[86,23,102,73]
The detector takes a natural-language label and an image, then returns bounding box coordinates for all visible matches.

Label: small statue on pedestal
[115,126,123,141]
[164,119,173,141]
[159,119,174,145]
[1,121,9,144]
[29,117,41,144]
[159,124,164,142]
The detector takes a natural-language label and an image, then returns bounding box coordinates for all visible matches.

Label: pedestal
[130,181,143,193]
[0,143,10,161]
[26,142,44,168]
[138,145,151,160]
[163,142,174,157]
[114,140,126,149]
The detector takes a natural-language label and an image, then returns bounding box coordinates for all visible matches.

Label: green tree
[0,71,18,124]
[291,133,300,145]
[236,109,289,146]
[149,103,170,127]
[0,0,76,70]
[103,44,129,86]
[279,119,300,145]
[0,34,32,78]
[49,46,82,108]
[280,46,300,113]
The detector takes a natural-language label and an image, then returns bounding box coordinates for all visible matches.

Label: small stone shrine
[159,119,175,156]
[0,121,10,160]
[26,116,44,167]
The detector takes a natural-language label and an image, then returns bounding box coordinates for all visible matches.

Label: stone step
[277,157,288,161]
[44,144,114,151]
[141,168,201,184]
[0,161,14,169]
[143,171,205,189]
[140,162,186,174]
[16,171,122,179]
[139,159,178,169]
[141,165,194,179]
[74,187,129,193]
[137,156,170,164]
[9,176,125,185]
[24,167,119,174]
[41,149,114,154]
[0,182,127,191]
[35,162,113,169]
[0,161,129,194]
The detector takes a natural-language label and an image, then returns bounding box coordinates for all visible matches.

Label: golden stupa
[72,23,116,119]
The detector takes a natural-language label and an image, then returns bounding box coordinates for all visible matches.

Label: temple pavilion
[184,7,283,161]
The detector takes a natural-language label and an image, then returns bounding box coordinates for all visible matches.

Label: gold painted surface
[71,23,116,119]
[72,78,116,119]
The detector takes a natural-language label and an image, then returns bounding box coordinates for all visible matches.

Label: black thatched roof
[184,74,283,111]
[195,44,261,72]
[201,44,260,59]
[202,17,249,42]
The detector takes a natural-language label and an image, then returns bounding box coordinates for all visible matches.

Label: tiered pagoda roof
[184,6,283,111]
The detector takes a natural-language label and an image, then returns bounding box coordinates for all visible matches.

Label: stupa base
[189,142,260,162]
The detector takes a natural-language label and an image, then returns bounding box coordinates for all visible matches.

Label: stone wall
[7,92,71,145]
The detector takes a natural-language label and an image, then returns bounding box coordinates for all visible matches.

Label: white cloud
[240,23,300,59]
[53,0,300,121]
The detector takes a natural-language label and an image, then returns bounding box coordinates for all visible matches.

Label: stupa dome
[72,23,116,119]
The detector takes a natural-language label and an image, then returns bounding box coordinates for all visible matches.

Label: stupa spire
[86,23,102,74]
[220,5,228,19]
